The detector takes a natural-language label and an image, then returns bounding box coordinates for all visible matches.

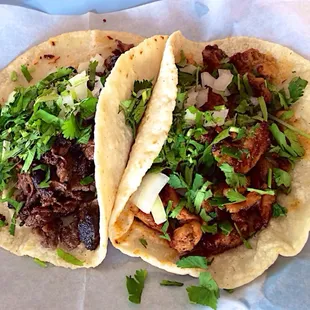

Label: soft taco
[0,30,167,268]
[109,31,310,288]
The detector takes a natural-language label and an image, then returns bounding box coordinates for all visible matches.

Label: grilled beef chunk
[104,40,134,71]
[15,135,99,251]
[81,140,94,161]
[200,89,226,112]
[229,48,279,80]
[247,73,272,103]
[78,201,100,250]
[213,122,270,174]
[202,45,227,73]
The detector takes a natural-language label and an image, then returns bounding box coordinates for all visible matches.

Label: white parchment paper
[0,1,310,309]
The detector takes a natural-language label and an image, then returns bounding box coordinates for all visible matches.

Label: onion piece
[179,64,197,74]
[184,89,198,108]
[201,71,216,88]
[77,62,89,73]
[69,71,89,100]
[92,76,104,97]
[90,54,106,72]
[250,96,259,106]
[196,88,209,108]
[184,109,196,125]
[213,69,233,91]
[131,173,169,214]
[151,196,167,224]
[204,109,229,127]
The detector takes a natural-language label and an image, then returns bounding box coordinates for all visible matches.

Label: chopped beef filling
[16,136,98,250]
[133,44,304,259]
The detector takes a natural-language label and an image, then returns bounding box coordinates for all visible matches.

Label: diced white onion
[77,62,89,73]
[250,96,259,106]
[196,88,209,108]
[213,69,233,91]
[201,71,216,88]
[6,91,16,105]
[68,71,89,100]
[90,54,105,72]
[151,196,167,224]
[92,76,104,97]
[179,64,197,74]
[204,109,229,127]
[131,173,169,214]
[184,109,196,125]
[184,89,198,108]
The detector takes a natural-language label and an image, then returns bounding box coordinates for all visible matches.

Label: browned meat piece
[202,45,228,73]
[201,200,214,213]
[229,48,279,80]
[259,194,275,226]
[249,157,273,189]
[213,122,270,174]
[24,207,55,228]
[104,55,119,72]
[247,73,272,103]
[69,175,95,192]
[270,153,291,171]
[39,189,57,207]
[225,192,261,213]
[16,173,34,198]
[115,40,134,53]
[80,140,94,161]
[170,221,202,254]
[199,128,217,144]
[52,136,72,156]
[135,210,163,232]
[200,89,226,111]
[190,230,242,257]
[52,200,79,216]
[160,185,199,222]
[78,201,100,250]
[0,214,6,223]
[60,220,80,250]
[37,220,62,248]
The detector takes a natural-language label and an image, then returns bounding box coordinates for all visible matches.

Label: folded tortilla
[0,30,167,268]
[109,31,310,288]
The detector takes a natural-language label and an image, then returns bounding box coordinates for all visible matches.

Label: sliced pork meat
[135,210,163,232]
[247,73,272,103]
[170,221,202,254]
[230,48,279,80]
[259,194,275,226]
[202,45,228,73]
[81,140,94,161]
[200,89,226,112]
[213,122,270,174]
[225,192,261,213]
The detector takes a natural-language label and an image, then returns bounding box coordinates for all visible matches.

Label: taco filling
[126,45,308,258]
[0,39,153,253]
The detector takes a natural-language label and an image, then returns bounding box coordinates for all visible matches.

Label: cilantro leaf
[21,65,33,82]
[200,209,212,222]
[126,269,148,304]
[201,223,217,234]
[234,223,252,249]
[87,60,98,91]
[273,168,291,188]
[80,97,98,119]
[178,71,196,87]
[280,110,294,120]
[56,248,83,266]
[134,80,153,93]
[284,129,305,157]
[61,114,80,139]
[11,71,18,82]
[0,219,6,227]
[160,220,171,241]
[219,163,247,188]
[247,188,275,195]
[176,256,209,269]
[169,200,185,218]
[221,146,243,159]
[225,189,246,203]
[258,96,268,121]
[139,238,148,248]
[288,77,308,104]
[219,221,233,235]
[33,258,47,268]
[186,272,219,310]
[272,203,287,217]
[168,173,188,189]
[80,175,94,185]
[160,280,184,287]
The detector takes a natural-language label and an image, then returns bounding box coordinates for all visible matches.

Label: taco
[109,31,310,288]
[0,30,167,268]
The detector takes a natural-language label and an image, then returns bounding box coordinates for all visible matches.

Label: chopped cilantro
[126,269,148,304]
[87,60,98,90]
[10,71,18,82]
[139,238,148,248]
[235,99,249,114]
[80,175,94,185]
[247,188,275,195]
[258,96,268,121]
[21,64,33,82]
[168,173,188,189]
[159,220,170,241]
[176,256,209,269]
[219,221,233,235]
[272,203,287,217]
[160,280,184,287]
[186,271,219,310]
[0,219,7,227]
[280,110,294,120]
[80,97,98,119]
[61,114,80,139]
[288,77,308,104]
[242,73,253,96]
[134,79,153,93]
[219,163,247,188]
[1,199,24,236]
[267,168,272,188]
[273,168,291,188]
[201,223,217,234]
[225,189,246,203]
[56,248,83,266]
[221,146,243,159]
[200,209,212,222]
[33,258,47,268]
[169,200,185,218]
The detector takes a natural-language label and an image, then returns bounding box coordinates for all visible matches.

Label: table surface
[0,0,156,14]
